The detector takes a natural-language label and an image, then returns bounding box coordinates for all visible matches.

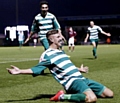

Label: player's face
[41,4,48,14]
[50,33,63,48]
[90,21,94,27]
[69,27,73,31]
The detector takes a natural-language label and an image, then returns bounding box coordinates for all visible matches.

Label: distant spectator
[18,31,24,49]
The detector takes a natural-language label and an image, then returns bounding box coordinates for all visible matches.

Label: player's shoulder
[47,12,55,17]
[34,13,42,20]
[39,49,50,61]
[39,49,50,62]
[88,26,91,30]
[94,25,100,28]
[41,49,49,56]
[41,48,52,56]
[47,12,54,15]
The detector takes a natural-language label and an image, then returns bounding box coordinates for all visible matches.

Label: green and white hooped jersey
[31,12,60,40]
[87,25,102,40]
[31,48,85,90]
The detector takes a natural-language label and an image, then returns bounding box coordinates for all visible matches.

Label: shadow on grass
[82,57,95,60]
[5,94,54,102]
[5,93,113,103]
[40,72,51,76]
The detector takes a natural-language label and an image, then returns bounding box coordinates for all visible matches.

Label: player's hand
[6,65,21,75]
[24,38,30,44]
[84,39,87,43]
[78,64,89,73]
[107,33,111,37]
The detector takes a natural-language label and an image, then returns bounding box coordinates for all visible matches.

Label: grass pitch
[0,45,120,103]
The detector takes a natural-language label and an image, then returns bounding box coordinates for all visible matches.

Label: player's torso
[88,26,99,39]
[45,48,84,90]
[35,13,54,39]
[18,33,24,41]
[69,31,75,38]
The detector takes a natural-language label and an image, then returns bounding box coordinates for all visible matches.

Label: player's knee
[86,95,97,103]
[106,90,114,98]
[85,91,97,103]
[101,88,114,98]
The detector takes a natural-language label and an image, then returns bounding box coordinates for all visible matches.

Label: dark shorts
[66,78,106,96]
[90,39,99,43]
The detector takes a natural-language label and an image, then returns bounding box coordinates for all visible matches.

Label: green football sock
[63,94,86,102]
[93,47,97,56]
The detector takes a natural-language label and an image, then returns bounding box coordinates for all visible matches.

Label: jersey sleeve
[31,19,40,33]
[97,26,103,33]
[31,54,51,77]
[87,28,90,34]
[53,15,60,30]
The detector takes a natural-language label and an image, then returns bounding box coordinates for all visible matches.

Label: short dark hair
[39,0,48,7]
[46,29,59,39]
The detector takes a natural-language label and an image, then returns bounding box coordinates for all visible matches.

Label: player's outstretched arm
[84,34,89,43]
[24,31,34,44]
[101,31,111,37]
[78,64,89,73]
[6,65,33,75]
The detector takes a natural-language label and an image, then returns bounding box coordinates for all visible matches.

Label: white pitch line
[0,58,39,64]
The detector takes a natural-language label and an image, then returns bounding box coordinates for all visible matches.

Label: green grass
[0,45,120,103]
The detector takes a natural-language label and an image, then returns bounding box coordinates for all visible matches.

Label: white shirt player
[68,27,77,46]
[18,31,24,41]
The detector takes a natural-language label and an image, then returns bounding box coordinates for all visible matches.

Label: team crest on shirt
[39,57,46,62]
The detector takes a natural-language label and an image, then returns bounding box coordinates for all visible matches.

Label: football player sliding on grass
[7,29,113,103]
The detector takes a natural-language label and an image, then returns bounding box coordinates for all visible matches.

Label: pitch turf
[0,45,120,103]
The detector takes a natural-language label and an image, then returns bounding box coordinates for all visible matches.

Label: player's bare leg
[84,90,97,103]
[91,42,97,59]
[71,46,75,52]
[100,87,113,98]
[50,90,97,103]
[69,46,71,52]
